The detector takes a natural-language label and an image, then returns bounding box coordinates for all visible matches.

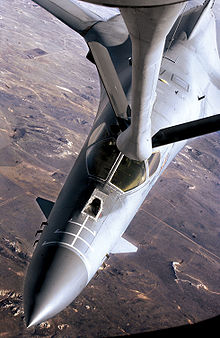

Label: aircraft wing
[32,0,102,36]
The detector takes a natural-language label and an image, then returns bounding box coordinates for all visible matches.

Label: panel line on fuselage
[54,230,94,251]
[70,215,90,247]
[42,241,91,270]
[68,220,96,236]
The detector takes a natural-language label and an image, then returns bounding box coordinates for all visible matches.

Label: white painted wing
[111,237,138,254]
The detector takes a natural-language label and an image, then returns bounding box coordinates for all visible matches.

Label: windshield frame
[108,154,147,194]
[86,138,148,194]
[86,137,122,182]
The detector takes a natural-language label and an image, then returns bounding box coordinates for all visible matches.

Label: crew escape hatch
[82,189,107,220]
[83,197,102,219]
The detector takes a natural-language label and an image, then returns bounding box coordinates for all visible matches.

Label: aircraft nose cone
[24,245,88,327]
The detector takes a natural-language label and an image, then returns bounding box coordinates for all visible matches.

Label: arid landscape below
[0,1,219,337]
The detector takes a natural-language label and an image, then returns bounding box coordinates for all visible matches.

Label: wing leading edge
[33,0,102,36]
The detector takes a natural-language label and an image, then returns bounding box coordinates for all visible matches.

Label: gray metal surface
[117,4,186,160]
[79,0,190,7]
[33,0,102,35]
[88,41,129,120]
[24,245,88,327]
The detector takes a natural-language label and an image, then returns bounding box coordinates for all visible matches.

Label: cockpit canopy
[87,139,120,180]
[110,155,146,192]
[86,138,160,192]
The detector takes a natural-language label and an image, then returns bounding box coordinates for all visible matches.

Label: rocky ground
[0,1,219,337]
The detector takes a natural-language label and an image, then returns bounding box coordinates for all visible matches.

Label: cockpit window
[111,156,146,192]
[87,138,120,180]
[148,152,161,177]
